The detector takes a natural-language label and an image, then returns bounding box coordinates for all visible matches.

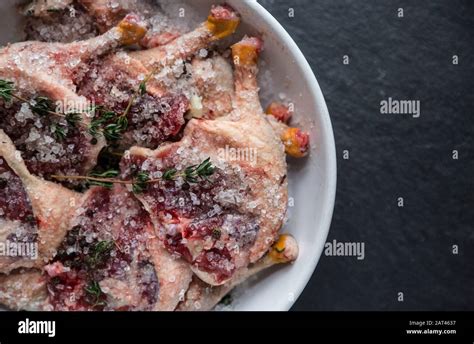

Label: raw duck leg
[120,36,288,286]
[190,52,310,157]
[0,14,147,180]
[176,234,298,311]
[0,129,190,310]
[22,0,181,47]
[77,5,240,150]
[0,130,83,273]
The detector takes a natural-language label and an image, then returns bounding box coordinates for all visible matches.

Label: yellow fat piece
[269,234,290,263]
[118,20,147,45]
[281,128,306,158]
[206,16,240,40]
[232,43,259,67]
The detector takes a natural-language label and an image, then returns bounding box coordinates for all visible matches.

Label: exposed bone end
[268,234,299,264]
[266,102,293,123]
[281,128,310,158]
[117,13,148,45]
[188,94,204,119]
[231,36,264,67]
[206,5,241,40]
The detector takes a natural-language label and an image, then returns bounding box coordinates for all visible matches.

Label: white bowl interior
[0,0,336,311]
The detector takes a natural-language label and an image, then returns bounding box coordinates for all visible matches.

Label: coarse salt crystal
[199,49,208,58]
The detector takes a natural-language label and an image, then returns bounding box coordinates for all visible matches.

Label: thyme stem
[51,158,216,192]
[9,93,76,123]
[119,65,160,120]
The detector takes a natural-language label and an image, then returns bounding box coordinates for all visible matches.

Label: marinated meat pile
[0,1,310,311]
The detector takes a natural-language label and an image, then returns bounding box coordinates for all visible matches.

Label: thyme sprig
[86,240,115,269]
[0,80,80,123]
[87,68,157,143]
[0,80,14,102]
[84,280,107,308]
[88,106,128,142]
[0,79,127,142]
[87,170,120,188]
[82,240,116,308]
[1,61,164,143]
[51,158,216,193]
[0,58,162,143]
[132,171,150,194]
[52,123,67,141]
[116,64,161,128]
[184,158,215,183]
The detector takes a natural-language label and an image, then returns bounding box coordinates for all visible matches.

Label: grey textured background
[258,0,474,310]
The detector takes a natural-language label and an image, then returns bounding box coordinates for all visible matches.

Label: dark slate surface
[259,0,474,310]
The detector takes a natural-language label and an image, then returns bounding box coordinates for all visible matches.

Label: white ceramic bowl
[0,0,337,311]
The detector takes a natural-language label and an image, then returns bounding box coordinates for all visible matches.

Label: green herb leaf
[195,158,215,180]
[139,81,147,95]
[101,110,116,121]
[30,96,54,116]
[132,171,150,194]
[52,124,67,141]
[88,107,121,139]
[162,168,178,181]
[117,115,128,131]
[88,120,101,138]
[88,170,119,189]
[86,240,114,269]
[65,112,81,127]
[103,123,123,141]
[0,79,15,102]
[90,170,120,179]
[84,281,102,297]
[92,240,114,260]
[183,158,215,183]
[84,280,107,308]
[184,164,198,183]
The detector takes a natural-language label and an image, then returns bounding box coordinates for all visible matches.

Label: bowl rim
[246,1,337,310]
